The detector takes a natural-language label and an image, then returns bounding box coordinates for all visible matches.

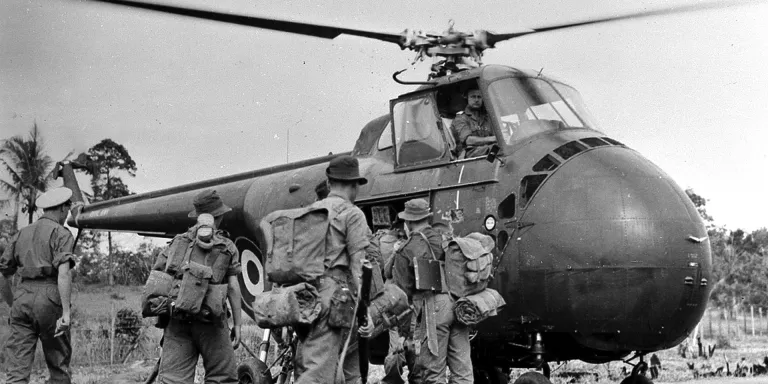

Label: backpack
[443,232,495,297]
[260,204,332,285]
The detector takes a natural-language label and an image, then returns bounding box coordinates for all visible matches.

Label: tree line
[0,122,154,285]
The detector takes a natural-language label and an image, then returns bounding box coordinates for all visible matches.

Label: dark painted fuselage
[68,65,711,367]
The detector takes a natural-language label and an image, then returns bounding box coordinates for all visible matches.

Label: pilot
[390,199,472,384]
[450,85,497,158]
[150,189,243,384]
[0,187,76,384]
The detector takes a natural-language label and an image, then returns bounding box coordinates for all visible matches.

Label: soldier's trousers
[157,318,237,384]
[294,271,360,384]
[411,293,473,384]
[6,280,71,384]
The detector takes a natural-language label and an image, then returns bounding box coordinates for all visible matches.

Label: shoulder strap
[414,231,438,261]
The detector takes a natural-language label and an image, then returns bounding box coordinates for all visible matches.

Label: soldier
[151,189,243,384]
[0,187,76,384]
[391,199,472,384]
[294,155,371,384]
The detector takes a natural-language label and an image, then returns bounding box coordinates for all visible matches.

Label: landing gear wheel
[619,376,653,384]
[513,371,552,384]
[473,366,510,384]
[238,358,274,384]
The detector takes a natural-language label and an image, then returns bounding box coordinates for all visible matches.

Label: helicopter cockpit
[376,69,600,169]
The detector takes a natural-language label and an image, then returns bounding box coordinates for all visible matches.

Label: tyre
[474,366,510,384]
[238,358,275,384]
[512,371,552,384]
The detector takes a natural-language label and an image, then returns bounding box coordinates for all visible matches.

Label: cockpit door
[389,92,452,171]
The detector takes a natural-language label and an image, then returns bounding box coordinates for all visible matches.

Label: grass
[4,285,768,383]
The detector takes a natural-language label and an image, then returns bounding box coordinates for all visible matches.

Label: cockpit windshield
[487,77,599,146]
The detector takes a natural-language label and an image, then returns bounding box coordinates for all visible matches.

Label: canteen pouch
[175,261,213,315]
[328,283,356,329]
[201,284,228,319]
[141,270,174,318]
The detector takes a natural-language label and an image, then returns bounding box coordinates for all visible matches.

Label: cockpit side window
[391,94,449,167]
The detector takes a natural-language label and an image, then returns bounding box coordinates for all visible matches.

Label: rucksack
[260,204,332,285]
[443,232,495,297]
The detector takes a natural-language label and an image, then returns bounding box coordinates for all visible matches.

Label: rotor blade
[486,0,754,46]
[89,0,403,45]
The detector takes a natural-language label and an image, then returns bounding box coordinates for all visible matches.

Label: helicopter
[47,0,739,383]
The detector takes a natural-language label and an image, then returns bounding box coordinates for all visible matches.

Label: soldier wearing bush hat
[147,189,243,384]
[0,187,76,383]
[391,198,473,384]
[293,155,372,384]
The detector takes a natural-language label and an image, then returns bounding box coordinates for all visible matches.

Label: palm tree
[0,122,54,228]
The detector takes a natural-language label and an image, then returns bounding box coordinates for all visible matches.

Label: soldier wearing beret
[294,155,372,384]
[0,187,77,384]
[390,199,472,384]
[149,189,243,384]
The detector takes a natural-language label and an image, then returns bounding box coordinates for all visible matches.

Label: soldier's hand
[358,312,375,338]
[55,314,70,337]
[231,325,242,349]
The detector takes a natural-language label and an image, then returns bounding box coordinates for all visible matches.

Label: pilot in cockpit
[450,85,497,158]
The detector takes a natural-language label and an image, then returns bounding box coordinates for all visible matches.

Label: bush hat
[188,189,232,218]
[398,198,431,221]
[326,155,368,185]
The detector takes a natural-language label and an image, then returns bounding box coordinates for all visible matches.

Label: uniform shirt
[390,226,444,295]
[451,107,495,158]
[0,215,76,279]
[315,192,371,271]
[152,228,241,284]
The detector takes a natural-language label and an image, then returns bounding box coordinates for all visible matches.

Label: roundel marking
[240,248,264,296]
[234,237,266,320]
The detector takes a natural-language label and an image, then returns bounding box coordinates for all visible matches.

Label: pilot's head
[466,86,483,111]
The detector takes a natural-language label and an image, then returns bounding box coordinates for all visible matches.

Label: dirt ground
[3,284,768,383]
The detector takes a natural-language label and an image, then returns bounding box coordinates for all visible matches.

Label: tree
[83,139,137,285]
[0,122,54,227]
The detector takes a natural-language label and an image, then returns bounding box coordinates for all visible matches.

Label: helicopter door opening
[390,93,451,169]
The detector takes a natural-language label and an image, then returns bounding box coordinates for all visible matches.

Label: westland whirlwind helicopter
[52,0,732,383]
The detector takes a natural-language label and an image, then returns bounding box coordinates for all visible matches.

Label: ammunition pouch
[174,261,213,315]
[328,282,356,330]
[252,283,321,328]
[141,270,174,318]
[201,283,228,320]
[369,282,411,339]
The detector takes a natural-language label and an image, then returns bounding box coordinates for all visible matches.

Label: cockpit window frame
[485,75,600,151]
[389,90,453,172]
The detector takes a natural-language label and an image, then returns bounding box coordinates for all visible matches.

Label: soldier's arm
[225,244,243,347]
[52,228,76,319]
[0,237,16,307]
[58,261,72,318]
[346,209,372,292]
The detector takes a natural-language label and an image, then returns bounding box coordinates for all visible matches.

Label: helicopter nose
[517,144,712,351]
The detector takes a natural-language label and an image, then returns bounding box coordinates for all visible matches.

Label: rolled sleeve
[226,243,242,277]
[51,228,76,270]
[0,235,18,277]
[453,116,473,145]
[345,208,371,256]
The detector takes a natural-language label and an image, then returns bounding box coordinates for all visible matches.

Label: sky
[1,0,767,233]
